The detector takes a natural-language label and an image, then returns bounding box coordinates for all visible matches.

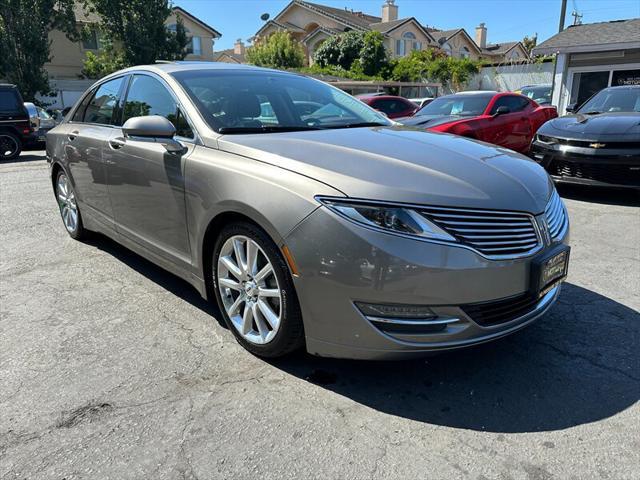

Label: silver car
[46,63,570,360]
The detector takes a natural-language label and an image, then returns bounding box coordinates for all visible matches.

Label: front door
[105,74,195,264]
[65,76,126,227]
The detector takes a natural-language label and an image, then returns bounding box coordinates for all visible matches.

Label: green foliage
[81,37,126,79]
[82,0,189,69]
[0,0,78,100]
[390,49,479,92]
[522,35,537,54]
[246,31,305,69]
[298,64,381,81]
[358,31,389,76]
[313,31,389,76]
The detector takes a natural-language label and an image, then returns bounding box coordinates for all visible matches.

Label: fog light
[355,302,436,320]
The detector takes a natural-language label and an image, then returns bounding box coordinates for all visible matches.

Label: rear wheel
[212,222,304,357]
[55,170,88,240]
[0,132,22,160]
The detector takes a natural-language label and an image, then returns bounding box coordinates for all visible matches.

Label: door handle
[68,130,79,141]
[109,137,126,149]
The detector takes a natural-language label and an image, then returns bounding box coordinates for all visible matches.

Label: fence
[467,61,555,92]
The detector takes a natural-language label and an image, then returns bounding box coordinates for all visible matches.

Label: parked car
[47,63,569,360]
[357,94,419,119]
[530,85,640,189]
[0,84,32,160]
[410,97,434,108]
[398,91,558,154]
[23,103,56,145]
[515,84,552,105]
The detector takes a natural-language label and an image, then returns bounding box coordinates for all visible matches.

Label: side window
[374,99,410,115]
[122,75,193,138]
[490,95,530,114]
[72,90,94,122]
[83,77,124,125]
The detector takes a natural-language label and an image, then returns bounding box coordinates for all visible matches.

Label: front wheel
[55,170,88,240]
[212,222,304,358]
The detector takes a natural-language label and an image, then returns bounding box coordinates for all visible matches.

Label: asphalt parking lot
[1,150,639,479]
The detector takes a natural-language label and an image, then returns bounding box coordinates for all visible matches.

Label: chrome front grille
[544,190,568,240]
[419,206,540,257]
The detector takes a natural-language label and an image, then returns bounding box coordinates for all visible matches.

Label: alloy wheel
[56,173,78,233]
[216,235,282,345]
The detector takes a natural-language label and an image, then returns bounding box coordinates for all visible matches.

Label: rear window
[0,89,24,114]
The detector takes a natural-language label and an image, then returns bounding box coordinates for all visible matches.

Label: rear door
[105,73,195,264]
[65,76,126,227]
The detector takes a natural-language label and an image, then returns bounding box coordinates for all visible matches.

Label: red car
[357,94,419,119]
[398,91,557,154]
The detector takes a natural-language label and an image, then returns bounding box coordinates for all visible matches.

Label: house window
[413,41,422,51]
[396,39,405,56]
[442,42,452,56]
[190,36,202,56]
[460,46,470,59]
[82,28,99,50]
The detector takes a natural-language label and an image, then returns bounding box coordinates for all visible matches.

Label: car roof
[603,85,640,90]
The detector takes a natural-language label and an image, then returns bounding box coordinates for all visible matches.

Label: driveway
[1,150,639,479]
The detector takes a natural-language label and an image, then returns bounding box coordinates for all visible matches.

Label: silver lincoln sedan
[46,63,570,360]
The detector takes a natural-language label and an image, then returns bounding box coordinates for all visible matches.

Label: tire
[0,132,22,160]
[212,221,304,358]
[55,170,88,241]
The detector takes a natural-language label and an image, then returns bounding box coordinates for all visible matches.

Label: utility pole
[558,0,567,32]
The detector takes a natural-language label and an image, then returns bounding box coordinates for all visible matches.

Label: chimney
[475,23,487,49]
[382,0,398,23]
[234,39,245,55]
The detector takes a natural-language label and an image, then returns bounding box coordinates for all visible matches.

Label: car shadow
[0,146,47,164]
[87,234,639,433]
[557,183,640,207]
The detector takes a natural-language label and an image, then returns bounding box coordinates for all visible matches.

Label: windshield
[520,86,551,104]
[171,70,390,133]
[578,88,640,114]
[415,95,492,117]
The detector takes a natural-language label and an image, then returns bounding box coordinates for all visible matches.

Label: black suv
[0,84,32,160]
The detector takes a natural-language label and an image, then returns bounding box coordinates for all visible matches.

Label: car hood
[539,112,640,141]
[217,126,552,213]
[396,114,464,128]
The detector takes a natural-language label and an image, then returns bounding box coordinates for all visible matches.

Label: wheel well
[51,162,63,191]
[201,211,265,299]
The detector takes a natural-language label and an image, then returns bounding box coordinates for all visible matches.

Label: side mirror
[565,103,577,113]
[121,115,185,154]
[493,106,511,116]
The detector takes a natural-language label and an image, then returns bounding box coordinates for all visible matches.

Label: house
[252,0,438,64]
[45,4,222,80]
[251,0,528,65]
[428,23,529,62]
[532,18,640,114]
[213,40,247,64]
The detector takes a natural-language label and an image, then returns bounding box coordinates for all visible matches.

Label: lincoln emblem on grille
[536,217,552,246]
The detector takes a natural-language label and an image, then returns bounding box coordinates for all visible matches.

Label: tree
[390,49,479,92]
[357,31,389,76]
[246,31,305,69]
[313,31,363,70]
[0,0,78,101]
[82,0,188,72]
[81,37,126,79]
[522,35,537,54]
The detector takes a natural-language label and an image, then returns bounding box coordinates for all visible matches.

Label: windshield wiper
[218,125,322,134]
[581,110,602,115]
[322,122,388,130]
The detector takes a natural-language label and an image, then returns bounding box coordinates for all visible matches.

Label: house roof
[172,6,222,38]
[481,41,521,56]
[212,49,245,63]
[298,0,381,30]
[369,17,436,43]
[73,4,100,23]
[428,28,482,53]
[533,18,640,55]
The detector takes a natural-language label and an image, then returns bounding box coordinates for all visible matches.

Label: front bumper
[530,141,640,189]
[285,206,569,360]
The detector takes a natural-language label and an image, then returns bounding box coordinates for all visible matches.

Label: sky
[174,0,640,51]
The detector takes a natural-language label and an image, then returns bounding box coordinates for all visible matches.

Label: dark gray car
[46,63,570,360]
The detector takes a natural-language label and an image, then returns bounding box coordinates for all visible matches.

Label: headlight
[536,134,557,144]
[318,198,456,242]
